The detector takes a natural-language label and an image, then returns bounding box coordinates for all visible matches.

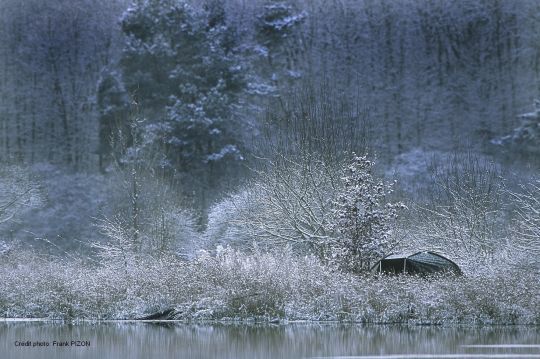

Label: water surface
[1,321,539,359]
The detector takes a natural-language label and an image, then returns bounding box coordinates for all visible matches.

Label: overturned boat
[372,251,462,276]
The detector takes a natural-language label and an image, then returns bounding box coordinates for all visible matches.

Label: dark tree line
[1,0,539,194]
[0,0,127,169]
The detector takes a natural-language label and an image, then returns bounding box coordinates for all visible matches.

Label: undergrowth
[0,247,538,325]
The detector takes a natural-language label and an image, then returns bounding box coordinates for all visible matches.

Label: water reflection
[1,321,539,359]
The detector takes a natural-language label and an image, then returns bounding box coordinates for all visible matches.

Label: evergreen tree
[118,0,245,183]
[492,101,540,164]
[255,0,306,81]
[101,0,249,221]
[333,155,404,273]
[256,1,305,49]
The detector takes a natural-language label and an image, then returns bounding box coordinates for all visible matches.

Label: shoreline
[1,318,539,327]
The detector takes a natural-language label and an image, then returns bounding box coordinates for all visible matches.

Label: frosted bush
[332,154,405,273]
[205,190,255,249]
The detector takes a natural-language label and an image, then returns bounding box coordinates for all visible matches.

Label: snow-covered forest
[0,0,539,323]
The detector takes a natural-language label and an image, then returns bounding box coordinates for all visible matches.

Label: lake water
[1,321,539,359]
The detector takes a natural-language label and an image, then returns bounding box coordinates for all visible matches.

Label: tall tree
[115,0,247,221]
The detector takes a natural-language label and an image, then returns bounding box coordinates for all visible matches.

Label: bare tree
[207,152,404,273]
[410,153,507,267]
[508,179,540,269]
[233,153,338,254]
[0,166,42,225]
